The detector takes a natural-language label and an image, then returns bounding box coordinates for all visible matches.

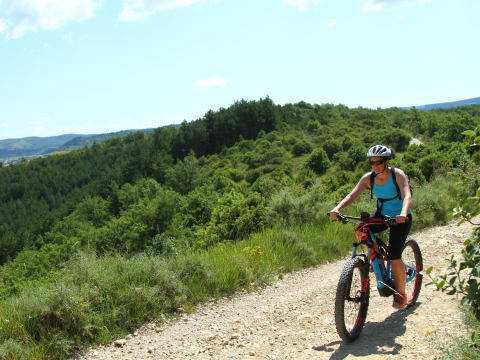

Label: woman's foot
[392,292,407,309]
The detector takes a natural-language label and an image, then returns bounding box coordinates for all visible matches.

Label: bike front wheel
[402,238,423,307]
[334,257,370,343]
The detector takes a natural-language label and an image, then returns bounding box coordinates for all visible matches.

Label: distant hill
[0,129,155,162]
[0,134,81,160]
[404,97,480,111]
[56,129,155,152]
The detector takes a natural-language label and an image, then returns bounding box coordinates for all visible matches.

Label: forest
[0,98,479,359]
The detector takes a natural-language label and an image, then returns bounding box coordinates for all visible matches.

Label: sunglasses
[369,159,386,166]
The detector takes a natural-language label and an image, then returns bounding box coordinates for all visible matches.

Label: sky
[0,0,479,140]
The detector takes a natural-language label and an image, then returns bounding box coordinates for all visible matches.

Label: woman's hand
[329,209,339,219]
[396,215,407,223]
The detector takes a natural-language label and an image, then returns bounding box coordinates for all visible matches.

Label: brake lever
[325,213,349,224]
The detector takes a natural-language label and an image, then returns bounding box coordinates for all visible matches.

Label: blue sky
[0,0,479,140]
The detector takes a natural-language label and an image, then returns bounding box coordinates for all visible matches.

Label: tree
[165,153,203,194]
[305,148,330,175]
[292,140,312,157]
[322,139,341,160]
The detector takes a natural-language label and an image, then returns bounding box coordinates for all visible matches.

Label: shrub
[305,148,330,175]
[292,140,312,157]
[322,139,342,159]
[276,230,316,267]
[382,130,411,152]
[200,190,266,246]
[426,130,480,321]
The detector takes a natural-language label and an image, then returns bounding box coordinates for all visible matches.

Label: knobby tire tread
[334,257,370,343]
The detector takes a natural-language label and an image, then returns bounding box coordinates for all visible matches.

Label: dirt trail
[409,137,424,145]
[79,219,477,360]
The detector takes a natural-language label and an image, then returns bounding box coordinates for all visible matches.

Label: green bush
[305,148,330,175]
[277,230,316,267]
[0,253,184,359]
[382,129,411,152]
[322,139,342,160]
[425,132,480,321]
[292,140,312,157]
[200,190,266,246]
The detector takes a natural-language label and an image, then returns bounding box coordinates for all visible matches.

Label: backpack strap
[370,171,375,199]
[390,166,402,200]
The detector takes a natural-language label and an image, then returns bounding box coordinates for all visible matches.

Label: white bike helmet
[367,144,392,158]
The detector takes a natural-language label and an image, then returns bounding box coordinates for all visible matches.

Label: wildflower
[4,319,9,323]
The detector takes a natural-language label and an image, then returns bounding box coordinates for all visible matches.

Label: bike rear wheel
[334,257,370,343]
[402,238,423,307]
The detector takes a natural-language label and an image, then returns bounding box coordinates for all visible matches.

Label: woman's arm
[395,168,412,220]
[329,173,370,218]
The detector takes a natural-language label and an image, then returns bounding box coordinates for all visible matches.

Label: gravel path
[79,219,476,360]
[409,138,424,145]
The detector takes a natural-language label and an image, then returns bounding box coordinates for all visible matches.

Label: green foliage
[322,139,342,160]
[305,148,330,175]
[417,152,448,181]
[423,130,480,354]
[292,140,312,156]
[266,181,327,225]
[426,175,480,319]
[199,190,266,247]
[1,99,480,359]
[165,153,204,194]
[382,129,411,152]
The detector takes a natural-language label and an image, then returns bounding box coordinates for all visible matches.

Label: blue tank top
[373,172,411,217]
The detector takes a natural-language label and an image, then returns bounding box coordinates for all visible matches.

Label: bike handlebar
[326,212,404,225]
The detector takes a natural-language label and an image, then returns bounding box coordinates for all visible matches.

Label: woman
[329,144,412,309]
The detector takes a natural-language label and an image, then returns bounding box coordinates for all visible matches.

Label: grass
[0,175,470,359]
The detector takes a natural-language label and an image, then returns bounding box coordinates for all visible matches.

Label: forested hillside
[413,96,480,110]
[0,129,157,164]
[0,98,479,359]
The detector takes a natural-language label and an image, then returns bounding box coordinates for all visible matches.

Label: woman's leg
[388,214,412,307]
[391,259,406,294]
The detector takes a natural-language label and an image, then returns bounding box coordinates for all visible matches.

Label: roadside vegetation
[0,99,479,359]
[426,127,480,359]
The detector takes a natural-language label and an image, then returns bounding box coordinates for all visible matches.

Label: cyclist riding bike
[329,144,412,309]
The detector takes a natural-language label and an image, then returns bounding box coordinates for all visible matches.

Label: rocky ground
[78,218,477,360]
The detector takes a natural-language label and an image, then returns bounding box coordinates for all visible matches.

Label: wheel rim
[344,265,365,334]
[403,243,421,304]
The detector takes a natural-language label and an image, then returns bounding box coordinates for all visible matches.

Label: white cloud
[283,0,322,12]
[0,122,8,127]
[193,77,227,89]
[8,23,37,39]
[0,19,6,33]
[62,32,73,40]
[363,0,431,12]
[43,42,48,48]
[398,15,407,22]
[328,19,337,27]
[118,0,221,21]
[0,0,100,39]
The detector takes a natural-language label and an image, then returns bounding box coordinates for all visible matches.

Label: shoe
[392,293,407,309]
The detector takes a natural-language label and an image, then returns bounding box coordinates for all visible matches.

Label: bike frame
[347,215,418,296]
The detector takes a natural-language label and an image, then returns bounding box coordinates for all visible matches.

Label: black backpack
[370,166,412,201]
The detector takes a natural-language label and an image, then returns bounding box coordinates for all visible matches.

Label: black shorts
[370,213,412,260]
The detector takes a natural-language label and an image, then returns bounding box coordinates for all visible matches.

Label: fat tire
[334,257,370,343]
[403,238,423,308]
